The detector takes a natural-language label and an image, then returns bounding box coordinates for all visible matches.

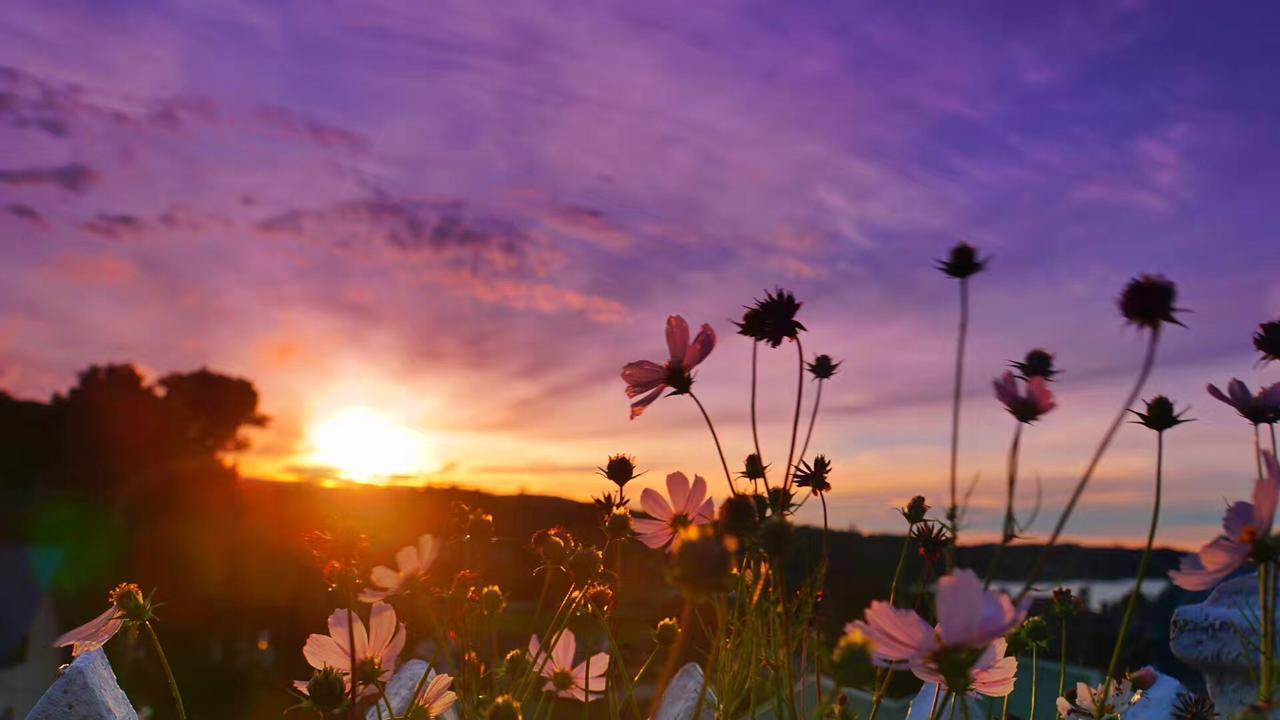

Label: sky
[2,1,1279,547]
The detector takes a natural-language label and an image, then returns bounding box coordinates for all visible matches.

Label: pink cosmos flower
[1207,379,1280,425]
[54,583,146,656]
[992,371,1055,424]
[633,472,715,551]
[529,629,609,702]
[1170,452,1280,591]
[1057,678,1139,719]
[847,569,1026,697]
[413,672,457,718]
[302,603,406,691]
[621,315,715,419]
[359,534,440,602]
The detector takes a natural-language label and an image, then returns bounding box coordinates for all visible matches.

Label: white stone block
[25,650,138,720]
[655,663,717,720]
[905,682,980,720]
[1170,572,1272,716]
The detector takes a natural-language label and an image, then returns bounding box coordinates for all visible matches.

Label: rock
[905,682,981,720]
[1170,572,1274,716]
[365,660,458,720]
[654,663,717,720]
[1128,670,1187,719]
[25,650,138,720]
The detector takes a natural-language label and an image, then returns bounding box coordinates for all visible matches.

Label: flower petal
[367,603,396,657]
[666,316,690,363]
[683,324,716,369]
[417,535,440,574]
[622,361,666,395]
[666,472,691,515]
[54,607,125,657]
[552,629,576,671]
[395,544,420,575]
[683,475,708,516]
[640,488,673,521]
[629,387,664,419]
[632,518,674,549]
[304,634,352,672]
[327,608,369,660]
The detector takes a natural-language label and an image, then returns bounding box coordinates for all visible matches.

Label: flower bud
[1256,319,1280,366]
[900,496,930,526]
[831,627,876,688]
[605,508,633,540]
[599,454,640,488]
[467,510,495,545]
[758,516,794,560]
[1050,587,1081,618]
[740,454,768,481]
[717,495,760,539]
[108,583,150,622]
[937,242,985,279]
[1011,348,1058,381]
[480,585,507,615]
[486,695,522,720]
[503,649,531,678]
[1130,395,1191,432]
[1118,274,1183,329]
[306,666,348,711]
[654,617,680,647]
[806,354,841,380]
[670,526,732,597]
[585,584,615,616]
[567,545,603,584]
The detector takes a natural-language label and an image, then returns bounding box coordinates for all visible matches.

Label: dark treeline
[0,363,1208,718]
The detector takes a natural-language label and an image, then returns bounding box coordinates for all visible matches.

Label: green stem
[751,341,769,489]
[777,572,800,720]
[867,668,894,720]
[783,337,806,491]
[1104,431,1163,694]
[346,606,358,718]
[1058,616,1068,702]
[985,423,1023,588]
[689,391,736,494]
[946,277,970,565]
[797,379,825,467]
[1017,328,1160,603]
[143,621,187,720]
[1000,694,1009,720]
[593,606,643,719]
[888,535,912,607]
[691,599,727,720]
[1030,646,1037,720]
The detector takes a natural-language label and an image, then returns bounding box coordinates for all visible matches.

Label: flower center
[663,363,693,394]
[670,513,693,531]
[354,657,382,686]
[551,669,576,691]
[1241,525,1260,545]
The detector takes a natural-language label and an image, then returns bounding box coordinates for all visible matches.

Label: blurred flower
[486,695,523,720]
[634,472,715,550]
[736,288,806,348]
[1013,616,1050,652]
[1172,692,1219,720]
[1170,452,1279,591]
[1011,348,1059,381]
[848,569,1025,697]
[598,454,641,489]
[359,534,439,603]
[592,491,628,515]
[937,242,986,279]
[793,455,833,495]
[585,584,615,616]
[306,523,369,595]
[759,516,794,559]
[992,371,1056,424]
[54,583,151,656]
[670,525,734,597]
[303,603,406,690]
[532,527,575,566]
[293,666,348,712]
[1127,666,1158,692]
[1057,679,1139,719]
[1130,395,1192,432]
[1050,587,1082,618]
[900,496,930,526]
[767,486,795,516]
[1256,319,1280,366]
[604,507,633,540]
[1207,379,1280,425]
[480,585,507,615]
[567,545,604,585]
[622,315,716,419]
[717,495,760,539]
[654,617,681,647]
[411,672,457,720]
[1118,274,1184,329]
[912,521,952,564]
[503,649,531,678]
[831,626,876,687]
[739,453,768,482]
[807,354,842,380]
[529,629,609,702]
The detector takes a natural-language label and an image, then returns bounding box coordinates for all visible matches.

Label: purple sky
[2,1,1279,546]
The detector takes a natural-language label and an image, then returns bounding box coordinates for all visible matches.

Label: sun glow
[307,406,438,484]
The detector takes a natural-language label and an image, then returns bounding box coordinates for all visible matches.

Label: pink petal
[417,535,440,573]
[683,475,708,515]
[368,565,401,592]
[1169,538,1249,591]
[935,569,987,647]
[632,519,674,548]
[1228,378,1252,407]
[666,472,691,514]
[622,361,666,395]
[1223,501,1254,539]
[1256,455,1279,534]
[693,498,715,524]
[327,609,369,660]
[304,634,352,672]
[640,488,674,521]
[54,606,123,655]
[629,387,664,419]
[683,324,716,369]
[552,629,576,672]
[665,316,690,364]
[367,603,397,657]
[395,545,420,574]
[358,587,394,603]
[859,603,935,662]
[1207,383,1232,407]
[971,654,1018,697]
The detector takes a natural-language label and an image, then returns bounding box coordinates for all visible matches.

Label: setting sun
[306,406,438,484]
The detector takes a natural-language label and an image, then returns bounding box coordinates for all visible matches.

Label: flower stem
[1104,430,1163,697]
[1258,424,1266,483]
[1029,646,1038,720]
[783,337,806,490]
[867,667,894,720]
[143,621,187,720]
[797,378,825,467]
[946,277,970,564]
[888,534,912,607]
[346,606,358,718]
[985,423,1023,588]
[1016,328,1161,603]
[1262,561,1276,704]
[1058,615,1068,701]
[751,341,769,490]
[689,391,736,494]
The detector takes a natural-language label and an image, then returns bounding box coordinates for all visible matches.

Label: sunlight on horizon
[306,405,441,484]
